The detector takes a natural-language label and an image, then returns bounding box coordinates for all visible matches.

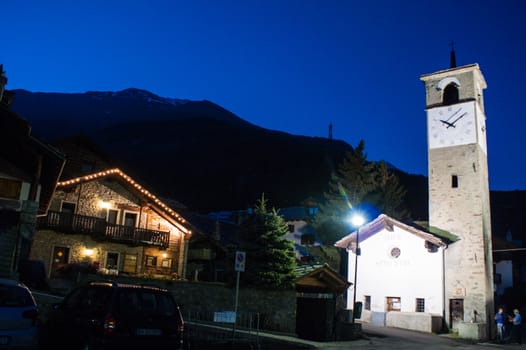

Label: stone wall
[385,312,442,333]
[31,230,144,275]
[76,273,297,333]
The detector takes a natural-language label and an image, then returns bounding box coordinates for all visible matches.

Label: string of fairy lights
[56,168,191,234]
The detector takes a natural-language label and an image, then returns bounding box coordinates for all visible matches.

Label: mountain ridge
[9,88,526,241]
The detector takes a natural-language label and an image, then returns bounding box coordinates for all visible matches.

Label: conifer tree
[372,161,410,219]
[314,140,408,244]
[238,194,297,289]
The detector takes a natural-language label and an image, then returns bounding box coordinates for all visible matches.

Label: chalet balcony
[38,211,170,248]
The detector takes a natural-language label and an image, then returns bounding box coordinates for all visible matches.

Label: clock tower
[420,58,494,337]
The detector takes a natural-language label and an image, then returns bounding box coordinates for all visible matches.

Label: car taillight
[177,319,184,337]
[103,314,116,335]
[22,309,39,326]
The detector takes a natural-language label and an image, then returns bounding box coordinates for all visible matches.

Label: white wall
[347,225,444,315]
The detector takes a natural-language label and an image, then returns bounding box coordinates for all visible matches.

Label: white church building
[336,56,494,340]
[335,214,453,333]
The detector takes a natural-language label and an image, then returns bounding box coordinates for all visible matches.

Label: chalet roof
[56,168,192,235]
[295,264,349,294]
[334,214,452,250]
[0,102,66,215]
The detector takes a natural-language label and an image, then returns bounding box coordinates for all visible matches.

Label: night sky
[2,1,526,190]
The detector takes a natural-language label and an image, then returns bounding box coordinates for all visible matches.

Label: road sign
[234,251,245,272]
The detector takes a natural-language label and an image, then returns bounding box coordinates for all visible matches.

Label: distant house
[335,214,453,333]
[278,206,320,262]
[0,65,65,276]
[32,168,193,279]
[178,210,240,282]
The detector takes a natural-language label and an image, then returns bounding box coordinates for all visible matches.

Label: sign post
[232,251,245,342]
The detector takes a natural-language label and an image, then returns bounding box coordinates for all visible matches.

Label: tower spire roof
[449,41,457,68]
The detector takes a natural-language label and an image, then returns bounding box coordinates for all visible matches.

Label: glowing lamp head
[347,213,366,228]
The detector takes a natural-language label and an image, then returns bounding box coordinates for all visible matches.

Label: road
[223,322,524,350]
[305,323,523,350]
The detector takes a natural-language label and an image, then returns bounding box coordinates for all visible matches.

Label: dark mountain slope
[11,86,523,243]
[11,88,253,140]
[10,88,353,212]
[92,116,351,212]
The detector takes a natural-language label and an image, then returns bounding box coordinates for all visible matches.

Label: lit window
[387,297,401,312]
[145,255,157,267]
[0,178,21,199]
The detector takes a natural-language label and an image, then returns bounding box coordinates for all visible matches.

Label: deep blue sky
[2,1,526,190]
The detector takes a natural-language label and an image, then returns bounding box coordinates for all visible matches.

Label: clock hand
[440,119,456,128]
[444,108,462,122]
[448,112,467,128]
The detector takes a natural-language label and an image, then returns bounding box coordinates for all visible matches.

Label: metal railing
[183,308,261,345]
[38,211,170,248]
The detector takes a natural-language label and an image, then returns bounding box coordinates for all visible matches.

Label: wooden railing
[38,211,170,248]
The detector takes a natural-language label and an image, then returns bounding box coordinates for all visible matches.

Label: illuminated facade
[31,168,192,279]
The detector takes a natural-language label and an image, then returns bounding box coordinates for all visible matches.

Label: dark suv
[43,280,184,350]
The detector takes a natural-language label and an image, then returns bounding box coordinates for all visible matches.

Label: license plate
[136,328,162,336]
[0,336,10,345]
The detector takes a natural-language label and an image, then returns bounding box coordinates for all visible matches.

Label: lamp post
[350,213,365,324]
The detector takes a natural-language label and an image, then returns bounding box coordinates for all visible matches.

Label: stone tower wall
[423,64,494,337]
[429,144,493,326]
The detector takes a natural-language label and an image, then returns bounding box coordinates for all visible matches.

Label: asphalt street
[245,322,525,350]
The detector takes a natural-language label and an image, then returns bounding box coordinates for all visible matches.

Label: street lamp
[348,213,365,323]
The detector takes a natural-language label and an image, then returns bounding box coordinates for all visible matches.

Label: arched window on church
[443,83,459,105]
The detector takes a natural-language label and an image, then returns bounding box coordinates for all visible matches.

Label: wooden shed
[295,264,350,341]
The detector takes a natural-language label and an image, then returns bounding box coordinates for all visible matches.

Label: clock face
[427,101,476,149]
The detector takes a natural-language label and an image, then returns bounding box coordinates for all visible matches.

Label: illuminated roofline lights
[57,168,190,234]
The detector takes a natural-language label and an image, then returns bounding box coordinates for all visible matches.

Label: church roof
[334,214,453,250]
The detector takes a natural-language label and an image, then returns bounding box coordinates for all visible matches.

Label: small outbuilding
[295,264,350,341]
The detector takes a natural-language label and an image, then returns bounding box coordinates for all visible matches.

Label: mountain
[10,88,354,212]
[10,88,525,242]
[11,88,253,139]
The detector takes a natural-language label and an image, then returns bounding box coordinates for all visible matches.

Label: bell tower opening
[443,83,459,105]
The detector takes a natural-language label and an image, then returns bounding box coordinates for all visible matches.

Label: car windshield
[0,285,34,307]
[117,289,177,316]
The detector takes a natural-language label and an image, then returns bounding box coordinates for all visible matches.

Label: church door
[449,299,464,329]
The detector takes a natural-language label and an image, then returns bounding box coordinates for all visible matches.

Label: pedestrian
[495,307,505,343]
[508,309,522,345]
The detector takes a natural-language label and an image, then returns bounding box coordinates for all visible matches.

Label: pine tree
[314,141,408,244]
[372,161,410,219]
[238,194,297,289]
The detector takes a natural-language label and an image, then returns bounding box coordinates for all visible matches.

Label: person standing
[495,307,505,343]
[509,309,522,345]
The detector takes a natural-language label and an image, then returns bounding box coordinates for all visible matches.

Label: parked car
[0,278,40,349]
[43,280,185,350]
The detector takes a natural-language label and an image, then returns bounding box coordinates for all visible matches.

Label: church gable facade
[336,214,447,333]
